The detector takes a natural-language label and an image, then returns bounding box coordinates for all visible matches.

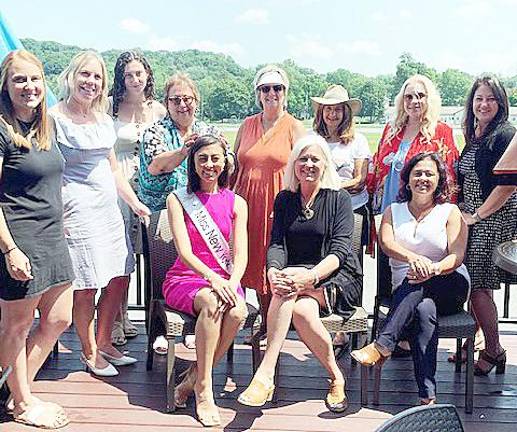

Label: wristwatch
[472,212,482,223]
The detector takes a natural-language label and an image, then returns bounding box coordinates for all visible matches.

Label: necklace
[301,193,317,220]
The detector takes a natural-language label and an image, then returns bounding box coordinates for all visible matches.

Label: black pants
[376,272,469,399]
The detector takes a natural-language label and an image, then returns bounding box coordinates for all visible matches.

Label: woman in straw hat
[312,84,371,357]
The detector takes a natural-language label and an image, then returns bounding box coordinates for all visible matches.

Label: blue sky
[2,0,517,76]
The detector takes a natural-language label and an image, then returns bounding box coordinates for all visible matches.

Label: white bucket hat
[311,85,362,115]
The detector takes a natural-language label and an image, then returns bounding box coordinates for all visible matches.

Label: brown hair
[312,102,355,144]
[0,50,50,150]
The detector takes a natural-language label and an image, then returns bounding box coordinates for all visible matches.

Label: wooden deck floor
[2,325,517,431]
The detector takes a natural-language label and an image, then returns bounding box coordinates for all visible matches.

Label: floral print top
[138,115,223,212]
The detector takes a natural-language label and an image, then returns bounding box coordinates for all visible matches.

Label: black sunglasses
[168,95,196,106]
[259,85,284,94]
[404,92,427,101]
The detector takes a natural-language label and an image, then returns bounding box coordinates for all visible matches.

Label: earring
[406,184,411,190]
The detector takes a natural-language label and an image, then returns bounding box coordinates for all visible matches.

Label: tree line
[22,39,517,123]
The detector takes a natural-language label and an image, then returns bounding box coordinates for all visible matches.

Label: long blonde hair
[0,50,50,150]
[58,51,108,112]
[387,74,441,143]
[283,135,341,192]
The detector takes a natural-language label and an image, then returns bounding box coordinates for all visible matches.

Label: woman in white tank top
[352,152,470,405]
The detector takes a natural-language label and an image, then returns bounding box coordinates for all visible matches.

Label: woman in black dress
[0,50,74,429]
[459,76,517,375]
[238,134,362,413]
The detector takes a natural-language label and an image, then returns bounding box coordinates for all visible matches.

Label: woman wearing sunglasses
[232,65,305,341]
[139,73,224,212]
[368,74,459,217]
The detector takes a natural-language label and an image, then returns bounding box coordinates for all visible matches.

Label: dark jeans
[376,272,469,399]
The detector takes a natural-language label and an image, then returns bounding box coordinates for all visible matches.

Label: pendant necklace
[301,194,316,220]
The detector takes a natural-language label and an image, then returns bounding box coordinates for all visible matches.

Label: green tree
[438,69,472,106]
[325,69,366,97]
[205,78,249,121]
[358,79,387,122]
[391,52,438,101]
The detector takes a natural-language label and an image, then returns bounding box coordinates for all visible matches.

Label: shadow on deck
[2,325,517,431]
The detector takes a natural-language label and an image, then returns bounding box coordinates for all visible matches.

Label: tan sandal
[13,402,70,429]
[111,320,127,346]
[123,314,138,338]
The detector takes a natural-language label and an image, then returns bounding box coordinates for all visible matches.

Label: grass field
[222,128,465,153]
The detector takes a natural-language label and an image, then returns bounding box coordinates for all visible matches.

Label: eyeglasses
[259,85,284,94]
[168,95,196,106]
[404,92,427,102]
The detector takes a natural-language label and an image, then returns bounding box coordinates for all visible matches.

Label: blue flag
[0,12,58,107]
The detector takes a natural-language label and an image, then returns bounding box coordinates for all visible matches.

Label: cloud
[235,8,270,25]
[455,0,494,19]
[287,34,334,60]
[340,40,381,56]
[190,40,244,57]
[287,34,382,68]
[119,18,149,34]
[148,35,178,51]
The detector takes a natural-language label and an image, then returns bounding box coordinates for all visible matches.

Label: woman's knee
[0,312,34,340]
[416,299,437,322]
[194,289,220,316]
[40,309,72,336]
[226,300,248,325]
[292,299,319,328]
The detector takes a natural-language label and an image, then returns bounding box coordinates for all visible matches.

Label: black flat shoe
[391,344,412,358]
[474,350,506,376]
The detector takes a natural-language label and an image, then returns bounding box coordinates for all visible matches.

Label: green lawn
[222,127,465,153]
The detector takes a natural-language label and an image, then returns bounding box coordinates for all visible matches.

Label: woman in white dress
[108,51,165,346]
[50,51,150,376]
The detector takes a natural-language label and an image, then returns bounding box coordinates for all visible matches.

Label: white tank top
[389,202,470,291]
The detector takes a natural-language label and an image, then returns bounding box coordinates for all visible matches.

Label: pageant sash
[174,187,234,275]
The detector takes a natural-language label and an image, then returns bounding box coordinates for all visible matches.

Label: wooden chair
[371,248,476,413]
[374,404,464,432]
[142,210,260,413]
[271,213,370,406]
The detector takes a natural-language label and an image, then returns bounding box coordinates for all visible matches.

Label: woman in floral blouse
[368,74,459,216]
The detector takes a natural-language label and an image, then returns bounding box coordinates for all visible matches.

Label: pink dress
[162,188,244,316]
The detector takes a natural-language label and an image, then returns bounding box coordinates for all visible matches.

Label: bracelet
[472,212,482,223]
[2,246,17,255]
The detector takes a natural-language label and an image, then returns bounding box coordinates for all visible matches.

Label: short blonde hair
[0,50,50,150]
[253,65,290,110]
[58,51,108,112]
[163,72,200,106]
[283,135,341,192]
[388,74,441,143]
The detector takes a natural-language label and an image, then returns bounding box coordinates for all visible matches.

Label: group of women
[0,48,515,430]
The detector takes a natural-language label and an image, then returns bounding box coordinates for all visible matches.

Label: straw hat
[311,85,362,115]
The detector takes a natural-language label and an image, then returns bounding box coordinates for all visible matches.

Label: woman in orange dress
[233,65,305,336]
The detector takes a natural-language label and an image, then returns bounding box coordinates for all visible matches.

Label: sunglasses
[404,92,427,101]
[168,95,196,106]
[259,85,284,94]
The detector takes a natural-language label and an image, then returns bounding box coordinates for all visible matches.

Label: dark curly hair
[187,135,230,193]
[463,75,509,147]
[397,152,454,204]
[109,51,155,117]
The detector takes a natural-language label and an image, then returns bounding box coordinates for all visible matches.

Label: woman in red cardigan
[368,74,459,216]
[367,74,461,357]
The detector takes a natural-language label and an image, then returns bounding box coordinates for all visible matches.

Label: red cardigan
[367,121,459,214]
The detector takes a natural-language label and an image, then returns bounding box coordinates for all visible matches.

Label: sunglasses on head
[404,92,427,101]
[259,85,284,94]
[168,95,196,106]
